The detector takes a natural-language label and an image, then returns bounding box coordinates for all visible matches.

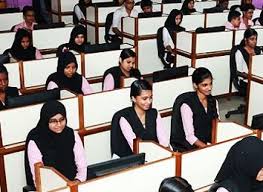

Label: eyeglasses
[49,117,66,125]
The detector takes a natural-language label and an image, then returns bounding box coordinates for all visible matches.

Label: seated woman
[102,49,141,91]
[159,176,194,192]
[73,0,91,25]
[46,51,93,95]
[240,3,255,29]
[57,25,88,56]
[209,136,263,192]
[162,9,185,68]
[170,67,218,152]
[111,79,169,157]
[0,65,19,110]
[25,100,87,189]
[180,0,196,15]
[4,29,43,63]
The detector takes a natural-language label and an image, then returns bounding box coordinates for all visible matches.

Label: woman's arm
[46,81,58,90]
[119,117,136,151]
[103,73,115,91]
[35,49,43,60]
[73,132,87,182]
[156,112,170,147]
[81,76,93,95]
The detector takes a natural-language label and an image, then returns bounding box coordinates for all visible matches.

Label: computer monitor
[87,153,145,178]
[138,11,163,18]
[33,22,65,30]
[153,65,189,82]
[84,42,120,53]
[7,89,60,108]
[0,8,20,14]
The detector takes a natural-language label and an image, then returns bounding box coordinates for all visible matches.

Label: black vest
[170,92,217,152]
[103,66,141,89]
[111,107,158,157]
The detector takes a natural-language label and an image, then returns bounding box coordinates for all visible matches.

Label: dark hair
[120,49,136,63]
[22,6,34,16]
[130,79,152,99]
[240,28,258,46]
[140,0,153,10]
[181,0,194,12]
[218,0,229,4]
[0,65,8,77]
[159,177,194,192]
[192,67,213,85]
[241,3,255,12]
[228,10,241,22]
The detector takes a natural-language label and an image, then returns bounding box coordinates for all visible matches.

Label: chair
[225,45,247,118]
[156,27,174,69]
[104,12,114,43]
[22,185,36,192]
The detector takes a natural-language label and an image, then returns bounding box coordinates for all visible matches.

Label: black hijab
[164,9,185,36]
[214,136,263,192]
[46,52,83,94]
[25,100,77,187]
[9,29,36,61]
[68,25,87,53]
[181,0,196,15]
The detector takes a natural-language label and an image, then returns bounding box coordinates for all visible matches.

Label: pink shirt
[119,112,169,150]
[27,132,87,183]
[240,17,254,29]
[225,21,240,30]
[47,76,93,95]
[180,101,219,145]
[13,21,37,32]
[103,73,115,91]
[35,49,43,60]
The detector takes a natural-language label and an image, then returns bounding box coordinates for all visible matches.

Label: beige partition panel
[206,12,228,28]
[0,12,23,31]
[33,27,73,50]
[0,32,15,54]
[181,135,256,190]
[176,31,193,53]
[152,76,194,111]
[181,14,205,31]
[194,1,216,12]
[78,157,176,192]
[247,79,263,126]
[83,88,131,127]
[251,54,263,78]
[162,3,183,14]
[195,55,230,96]
[4,62,21,89]
[137,17,167,36]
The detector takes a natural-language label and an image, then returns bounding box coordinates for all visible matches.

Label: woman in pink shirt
[46,51,93,95]
[111,79,169,157]
[240,3,255,29]
[25,100,87,189]
[3,28,42,63]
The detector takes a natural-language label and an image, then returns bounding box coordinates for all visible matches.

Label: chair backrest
[156,26,167,65]
[105,12,114,43]
[229,45,242,92]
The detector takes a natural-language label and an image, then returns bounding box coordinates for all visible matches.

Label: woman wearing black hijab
[57,25,88,56]
[4,29,43,62]
[25,100,87,188]
[162,9,185,68]
[46,51,93,95]
[181,0,196,15]
[209,136,263,192]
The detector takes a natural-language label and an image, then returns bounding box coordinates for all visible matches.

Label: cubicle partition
[0,12,23,31]
[0,31,15,54]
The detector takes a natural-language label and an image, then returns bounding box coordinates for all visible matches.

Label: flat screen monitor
[87,153,145,178]
[7,89,60,108]
[153,65,189,82]
[33,22,65,30]
[84,42,120,53]
[138,11,163,18]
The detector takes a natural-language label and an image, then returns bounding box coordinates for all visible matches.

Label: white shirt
[74,4,86,21]
[235,49,248,82]
[109,5,138,35]
[162,27,175,49]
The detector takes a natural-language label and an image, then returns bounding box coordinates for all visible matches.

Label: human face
[120,56,135,75]
[21,37,30,49]
[245,35,257,49]
[24,10,35,24]
[188,1,194,10]
[221,1,229,9]
[0,73,8,92]
[175,14,182,25]
[124,0,135,11]
[64,63,77,78]
[232,17,241,28]
[244,9,254,20]
[142,6,152,13]
[74,34,85,45]
[132,90,153,111]
[194,77,213,97]
[48,114,66,134]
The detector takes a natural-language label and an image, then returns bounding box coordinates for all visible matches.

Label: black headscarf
[181,0,196,15]
[214,136,263,192]
[164,9,185,36]
[25,100,77,187]
[9,29,36,61]
[68,25,87,53]
[46,52,83,94]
